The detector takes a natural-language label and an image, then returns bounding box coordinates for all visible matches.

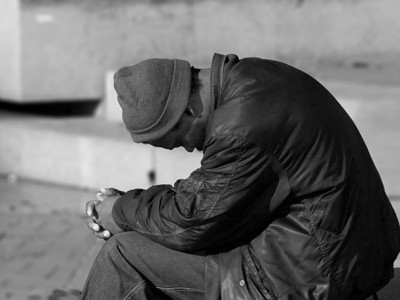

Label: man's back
[206,56,400,299]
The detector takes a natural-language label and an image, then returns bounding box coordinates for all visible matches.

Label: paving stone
[0,179,103,299]
[0,210,103,299]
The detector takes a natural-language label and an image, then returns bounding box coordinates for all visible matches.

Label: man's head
[114,58,210,152]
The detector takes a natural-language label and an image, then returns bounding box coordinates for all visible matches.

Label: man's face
[145,110,206,152]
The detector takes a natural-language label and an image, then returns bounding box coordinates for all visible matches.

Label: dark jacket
[113,53,400,299]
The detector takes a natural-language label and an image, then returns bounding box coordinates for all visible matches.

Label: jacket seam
[123,280,146,300]
[156,286,204,293]
[305,198,342,299]
[178,173,204,212]
[202,134,245,220]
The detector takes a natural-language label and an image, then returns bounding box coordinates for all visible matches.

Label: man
[83,53,400,299]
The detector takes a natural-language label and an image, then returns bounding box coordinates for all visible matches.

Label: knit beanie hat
[114,58,191,143]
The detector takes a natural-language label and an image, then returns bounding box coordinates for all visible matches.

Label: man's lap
[82,231,206,300]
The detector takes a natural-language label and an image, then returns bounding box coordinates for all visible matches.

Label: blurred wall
[0,0,399,102]
[0,0,21,100]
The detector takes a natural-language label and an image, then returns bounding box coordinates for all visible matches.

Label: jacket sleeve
[112,134,290,252]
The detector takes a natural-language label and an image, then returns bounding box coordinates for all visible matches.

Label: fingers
[96,188,115,201]
[86,217,112,240]
[96,192,107,201]
[99,187,125,196]
[96,187,125,201]
[86,200,101,218]
[86,218,100,232]
[87,187,122,240]
[93,230,111,240]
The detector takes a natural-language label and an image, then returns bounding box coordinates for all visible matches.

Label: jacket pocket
[243,246,275,300]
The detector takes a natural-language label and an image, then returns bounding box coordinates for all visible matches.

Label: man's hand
[95,187,125,201]
[86,187,125,240]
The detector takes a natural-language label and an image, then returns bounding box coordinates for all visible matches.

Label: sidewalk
[0,177,399,299]
[0,178,102,299]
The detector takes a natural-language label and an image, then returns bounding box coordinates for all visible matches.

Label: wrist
[111,195,128,231]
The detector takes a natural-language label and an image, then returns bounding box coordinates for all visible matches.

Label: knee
[99,234,119,255]
[95,236,116,266]
[97,232,141,262]
[100,231,128,250]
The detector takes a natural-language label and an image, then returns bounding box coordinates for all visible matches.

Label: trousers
[81,231,206,300]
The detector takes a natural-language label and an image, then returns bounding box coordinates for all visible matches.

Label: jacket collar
[204,53,240,145]
[210,53,240,110]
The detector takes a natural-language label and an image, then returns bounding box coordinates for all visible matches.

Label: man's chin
[182,144,203,152]
[184,146,194,152]
[184,146,202,153]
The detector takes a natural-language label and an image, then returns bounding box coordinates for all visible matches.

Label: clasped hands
[85,187,125,240]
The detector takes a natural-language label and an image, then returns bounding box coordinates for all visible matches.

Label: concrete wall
[19,1,103,101]
[1,0,399,102]
[0,114,203,191]
[0,0,21,100]
[195,0,400,61]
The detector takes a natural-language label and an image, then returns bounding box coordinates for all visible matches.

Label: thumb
[86,200,101,217]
